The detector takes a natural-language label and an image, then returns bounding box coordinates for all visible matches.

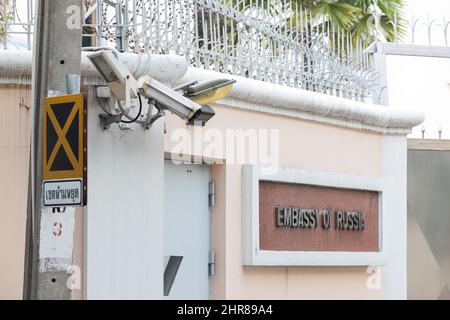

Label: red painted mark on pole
[52,222,63,237]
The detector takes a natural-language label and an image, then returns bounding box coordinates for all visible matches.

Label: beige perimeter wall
[0,85,30,299]
[0,88,388,299]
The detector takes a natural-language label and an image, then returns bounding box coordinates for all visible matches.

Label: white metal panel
[86,88,165,299]
[164,161,210,300]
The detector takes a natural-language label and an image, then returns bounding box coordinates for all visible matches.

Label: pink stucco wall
[0,85,31,299]
[165,104,384,299]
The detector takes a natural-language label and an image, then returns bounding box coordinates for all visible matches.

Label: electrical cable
[120,92,143,124]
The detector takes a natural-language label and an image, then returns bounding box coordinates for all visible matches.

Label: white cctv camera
[87,50,139,108]
[137,76,215,126]
[87,50,215,126]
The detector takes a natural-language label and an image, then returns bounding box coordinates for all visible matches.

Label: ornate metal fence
[409,15,450,46]
[0,0,34,50]
[3,0,378,101]
[85,0,376,101]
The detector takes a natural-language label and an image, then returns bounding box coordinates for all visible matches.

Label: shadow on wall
[408,144,450,300]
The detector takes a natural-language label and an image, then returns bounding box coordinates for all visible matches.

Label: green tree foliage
[0,0,13,40]
[226,0,405,45]
[300,0,405,44]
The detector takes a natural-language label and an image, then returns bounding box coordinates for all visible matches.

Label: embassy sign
[42,94,87,207]
[275,206,366,231]
[243,166,386,266]
[259,181,379,252]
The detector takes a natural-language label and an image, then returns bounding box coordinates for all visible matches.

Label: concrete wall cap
[175,67,425,132]
[0,50,424,132]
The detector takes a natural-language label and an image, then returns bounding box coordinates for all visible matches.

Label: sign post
[24,0,84,300]
[42,93,87,207]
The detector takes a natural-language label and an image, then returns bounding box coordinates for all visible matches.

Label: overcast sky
[403,0,450,45]
[406,0,450,17]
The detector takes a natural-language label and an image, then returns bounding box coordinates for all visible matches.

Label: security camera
[87,50,139,106]
[87,49,215,126]
[138,76,215,125]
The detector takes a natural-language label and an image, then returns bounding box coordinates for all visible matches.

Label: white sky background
[405,0,450,19]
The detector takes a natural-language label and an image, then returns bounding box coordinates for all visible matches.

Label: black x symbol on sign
[43,94,84,180]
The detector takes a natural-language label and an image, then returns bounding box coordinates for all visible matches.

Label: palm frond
[311,0,362,29]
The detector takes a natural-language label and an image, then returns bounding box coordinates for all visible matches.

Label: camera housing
[88,50,215,126]
[88,50,139,103]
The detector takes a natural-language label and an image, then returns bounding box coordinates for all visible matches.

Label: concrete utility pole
[24,0,83,300]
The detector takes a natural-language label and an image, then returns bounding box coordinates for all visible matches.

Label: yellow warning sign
[43,94,86,181]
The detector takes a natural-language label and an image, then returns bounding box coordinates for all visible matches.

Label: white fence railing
[2,0,381,101]
[408,15,450,46]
